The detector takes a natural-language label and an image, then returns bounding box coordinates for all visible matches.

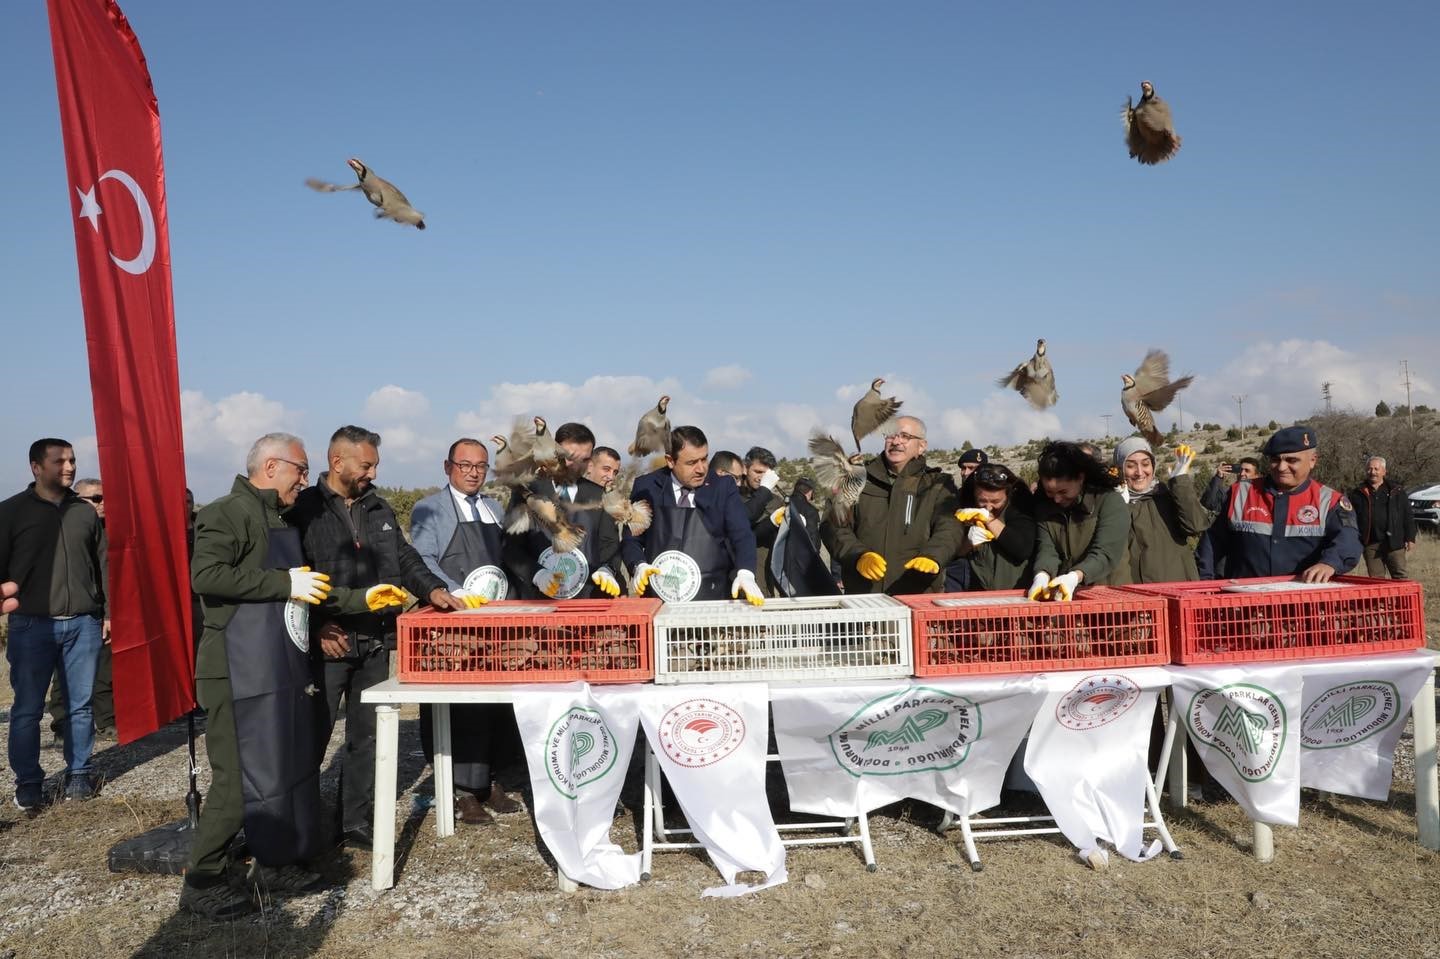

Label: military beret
[958,448,989,466]
[1263,425,1317,455]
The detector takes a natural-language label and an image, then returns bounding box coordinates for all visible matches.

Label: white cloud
[1184,339,1437,428]
[703,364,753,390]
[180,390,303,499]
[455,376,683,455]
[364,385,430,421]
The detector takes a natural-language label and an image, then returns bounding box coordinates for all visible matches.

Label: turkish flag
[47,0,195,741]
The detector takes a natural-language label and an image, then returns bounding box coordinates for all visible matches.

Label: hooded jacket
[823,456,961,595]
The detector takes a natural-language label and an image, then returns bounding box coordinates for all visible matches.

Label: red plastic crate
[396,597,659,683]
[1118,576,1425,665]
[899,587,1171,676]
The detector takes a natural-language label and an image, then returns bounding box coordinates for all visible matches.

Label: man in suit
[503,423,622,599]
[409,438,522,824]
[621,426,764,605]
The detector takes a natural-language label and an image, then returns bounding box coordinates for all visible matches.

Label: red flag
[47,0,195,742]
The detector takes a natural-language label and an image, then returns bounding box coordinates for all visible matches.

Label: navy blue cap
[958,448,989,466]
[1263,426,1317,455]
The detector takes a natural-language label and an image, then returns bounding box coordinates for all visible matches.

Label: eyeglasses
[885,431,924,444]
[79,494,104,504]
[273,457,309,478]
[448,460,489,475]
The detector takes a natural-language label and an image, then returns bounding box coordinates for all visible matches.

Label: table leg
[1413,673,1438,851]
[434,702,454,838]
[1252,822,1274,863]
[1165,701,1188,810]
[372,704,400,890]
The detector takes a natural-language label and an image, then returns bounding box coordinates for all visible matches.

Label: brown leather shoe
[483,783,522,815]
[456,793,495,826]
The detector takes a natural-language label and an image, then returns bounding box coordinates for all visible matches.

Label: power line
[1232,394,1247,430]
[1401,361,1414,428]
[1100,414,1113,437]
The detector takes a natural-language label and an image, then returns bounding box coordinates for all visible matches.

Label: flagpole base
[107,819,194,875]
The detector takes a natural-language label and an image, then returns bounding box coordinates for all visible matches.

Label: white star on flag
[76,184,102,230]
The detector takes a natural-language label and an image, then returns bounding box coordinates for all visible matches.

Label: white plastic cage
[652,594,913,683]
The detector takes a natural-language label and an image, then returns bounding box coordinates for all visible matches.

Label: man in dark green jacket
[823,416,962,595]
[181,432,400,920]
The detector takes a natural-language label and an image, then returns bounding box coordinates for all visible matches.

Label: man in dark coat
[622,426,763,605]
[1349,455,1417,579]
[288,426,465,850]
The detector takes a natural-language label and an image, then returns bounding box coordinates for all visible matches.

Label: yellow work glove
[288,567,332,605]
[591,568,621,597]
[1169,443,1196,479]
[731,569,765,607]
[532,568,565,598]
[1046,571,1082,602]
[770,506,787,527]
[856,551,887,581]
[453,590,488,609]
[903,556,941,575]
[364,584,408,611]
[954,508,993,527]
[632,563,662,597]
[1027,572,1051,601]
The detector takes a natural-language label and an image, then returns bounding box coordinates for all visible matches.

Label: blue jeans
[6,613,102,785]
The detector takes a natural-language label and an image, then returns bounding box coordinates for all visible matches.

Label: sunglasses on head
[973,466,1013,487]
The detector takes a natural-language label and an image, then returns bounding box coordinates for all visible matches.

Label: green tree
[1375,401,1392,417]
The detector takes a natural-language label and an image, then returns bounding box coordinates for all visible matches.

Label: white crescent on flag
[74,167,156,275]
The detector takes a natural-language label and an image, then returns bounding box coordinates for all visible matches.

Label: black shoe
[180,875,256,920]
[63,772,100,801]
[341,826,373,851]
[13,782,44,813]
[250,863,327,896]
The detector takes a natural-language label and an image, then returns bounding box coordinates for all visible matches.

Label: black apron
[772,490,841,598]
[430,493,513,792]
[649,485,733,600]
[223,526,323,866]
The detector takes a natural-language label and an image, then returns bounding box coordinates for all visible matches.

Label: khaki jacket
[824,456,961,595]
[1033,487,1132,586]
[1123,474,1211,583]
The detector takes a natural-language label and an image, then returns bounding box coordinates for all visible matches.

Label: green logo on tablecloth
[830,687,980,777]
[1187,683,1287,782]
[546,708,617,800]
[1301,681,1399,750]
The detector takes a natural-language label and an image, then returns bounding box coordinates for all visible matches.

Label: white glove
[288,566,332,605]
[1027,572,1051,602]
[731,568,765,607]
[967,524,995,546]
[1047,571,1082,602]
[632,563,663,597]
[759,469,780,491]
[1169,444,1196,479]
[532,567,564,598]
[591,568,620,597]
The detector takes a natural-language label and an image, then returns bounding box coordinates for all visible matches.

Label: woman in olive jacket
[1030,442,1131,597]
[954,463,1037,591]
[1114,436,1212,583]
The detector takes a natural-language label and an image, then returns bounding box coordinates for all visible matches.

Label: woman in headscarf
[1113,436,1211,583]
[1030,441,1131,599]
[955,463,1037,591]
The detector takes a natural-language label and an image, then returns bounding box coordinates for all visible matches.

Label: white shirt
[555,482,578,503]
[448,485,500,524]
[670,478,696,507]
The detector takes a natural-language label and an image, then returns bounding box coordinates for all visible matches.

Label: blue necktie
[465,494,484,522]
[678,488,693,508]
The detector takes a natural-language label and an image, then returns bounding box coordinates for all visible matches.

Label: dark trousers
[47,639,113,734]
[189,676,243,877]
[1362,543,1409,579]
[318,643,390,831]
[420,703,520,796]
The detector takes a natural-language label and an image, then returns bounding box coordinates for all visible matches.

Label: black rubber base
[107,819,194,875]
[865,863,878,873]
[970,861,984,872]
[1169,849,1185,860]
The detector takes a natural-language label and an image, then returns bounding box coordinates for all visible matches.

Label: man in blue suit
[621,426,764,605]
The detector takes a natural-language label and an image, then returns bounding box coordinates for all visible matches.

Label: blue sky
[3,1,1437,498]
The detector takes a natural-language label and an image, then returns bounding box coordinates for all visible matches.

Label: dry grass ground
[2,544,1438,959]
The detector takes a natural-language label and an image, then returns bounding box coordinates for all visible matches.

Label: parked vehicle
[1408,483,1440,533]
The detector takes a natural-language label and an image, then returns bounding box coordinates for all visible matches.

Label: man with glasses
[289,426,466,850]
[822,416,962,596]
[709,450,744,484]
[46,477,117,742]
[411,438,526,824]
[183,432,405,918]
[1,439,108,812]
